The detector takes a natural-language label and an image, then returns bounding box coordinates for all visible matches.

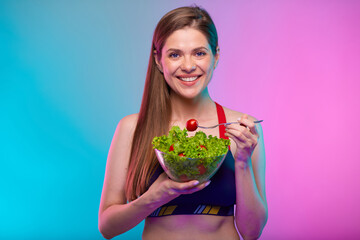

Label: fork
[197,120,263,129]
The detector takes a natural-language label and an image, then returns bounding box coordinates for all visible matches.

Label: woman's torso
[143,214,240,240]
[143,103,240,239]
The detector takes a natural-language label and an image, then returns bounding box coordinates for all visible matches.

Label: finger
[238,115,259,136]
[225,129,248,145]
[225,132,248,150]
[185,181,211,194]
[174,180,211,194]
[226,127,252,141]
[225,131,255,154]
[225,116,249,132]
[225,122,248,131]
[172,180,199,191]
[226,127,258,147]
[225,123,250,138]
[238,115,252,129]
[240,114,249,128]
[185,180,200,188]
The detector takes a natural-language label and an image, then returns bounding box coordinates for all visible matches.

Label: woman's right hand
[144,172,210,208]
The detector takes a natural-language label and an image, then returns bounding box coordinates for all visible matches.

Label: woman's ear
[214,46,220,69]
[153,50,163,73]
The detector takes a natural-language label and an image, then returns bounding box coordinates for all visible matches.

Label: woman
[98,6,267,240]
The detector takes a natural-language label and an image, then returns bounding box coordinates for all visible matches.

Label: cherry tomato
[169,144,174,152]
[186,119,198,131]
[179,174,189,182]
[178,153,185,157]
[197,164,206,175]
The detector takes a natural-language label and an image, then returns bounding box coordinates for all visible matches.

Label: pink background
[206,0,360,239]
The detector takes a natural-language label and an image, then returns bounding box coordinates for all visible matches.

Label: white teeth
[179,76,198,82]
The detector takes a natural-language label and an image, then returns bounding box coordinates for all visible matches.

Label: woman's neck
[169,88,215,123]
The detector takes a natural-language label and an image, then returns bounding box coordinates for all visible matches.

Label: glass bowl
[154,148,228,183]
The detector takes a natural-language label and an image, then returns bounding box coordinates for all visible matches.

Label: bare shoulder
[109,113,139,165]
[111,113,139,145]
[222,106,259,122]
[117,113,139,134]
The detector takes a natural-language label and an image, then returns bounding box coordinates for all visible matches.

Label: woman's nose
[181,56,196,72]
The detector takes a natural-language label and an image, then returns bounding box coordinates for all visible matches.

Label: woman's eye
[169,53,179,58]
[196,51,206,57]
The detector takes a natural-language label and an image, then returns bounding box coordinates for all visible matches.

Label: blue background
[0,1,183,239]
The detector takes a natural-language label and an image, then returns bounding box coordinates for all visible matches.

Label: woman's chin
[177,89,204,100]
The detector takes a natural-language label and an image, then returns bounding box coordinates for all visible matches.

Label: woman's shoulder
[120,113,139,126]
[115,113,139,135]
[222,105,259,122]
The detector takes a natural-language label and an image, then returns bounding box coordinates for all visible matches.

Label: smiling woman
[154,27,219,99]
[98,5,267,240]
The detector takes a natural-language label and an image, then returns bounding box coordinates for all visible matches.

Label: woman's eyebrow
[166,48,181,53]
[193,47,209,52]
[166,47,210,53]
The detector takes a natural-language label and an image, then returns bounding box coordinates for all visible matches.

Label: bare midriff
[142,215,240,240]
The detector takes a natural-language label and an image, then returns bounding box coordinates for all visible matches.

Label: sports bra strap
[215,102,229,140]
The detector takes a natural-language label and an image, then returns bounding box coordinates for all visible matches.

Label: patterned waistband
[148,204,234,217]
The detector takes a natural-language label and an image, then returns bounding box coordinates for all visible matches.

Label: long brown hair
[125,5,219,202]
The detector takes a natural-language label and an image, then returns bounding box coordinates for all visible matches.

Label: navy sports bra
[147,102,236,217]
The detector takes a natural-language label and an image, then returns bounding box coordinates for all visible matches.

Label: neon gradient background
[1,0,359,239]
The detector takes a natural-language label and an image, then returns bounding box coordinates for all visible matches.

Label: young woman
[98,6,267,240]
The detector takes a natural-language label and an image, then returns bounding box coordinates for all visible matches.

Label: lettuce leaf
[152,126,230,158]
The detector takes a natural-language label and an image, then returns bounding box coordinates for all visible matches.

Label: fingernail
[205,180,211,187]
[193,180,199,186]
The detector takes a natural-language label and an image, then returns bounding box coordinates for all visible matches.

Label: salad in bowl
[152,126,230,183]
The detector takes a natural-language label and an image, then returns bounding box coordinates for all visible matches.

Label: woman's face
[155,27,219,99]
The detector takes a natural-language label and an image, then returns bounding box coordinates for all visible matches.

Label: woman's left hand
[224,114,259,164]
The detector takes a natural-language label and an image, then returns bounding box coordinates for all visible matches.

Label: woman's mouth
[178,76,199,82]
[176,75,202,87]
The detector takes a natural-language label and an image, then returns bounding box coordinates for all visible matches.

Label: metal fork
[197,120,263,129]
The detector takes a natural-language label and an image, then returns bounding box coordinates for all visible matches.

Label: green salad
[152,126,230,181]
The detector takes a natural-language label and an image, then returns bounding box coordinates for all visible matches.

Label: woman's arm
[98,114,142,239]
[98,114,209,239]
[225,115,268,240]
[99,193,157,239]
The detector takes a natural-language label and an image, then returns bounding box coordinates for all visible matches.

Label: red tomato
[179,174,189,182]
[186,119,198,131]
[178,153,185,157]
[200,145,206,150]
[169,144,174,152]
[197,164,207,175]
